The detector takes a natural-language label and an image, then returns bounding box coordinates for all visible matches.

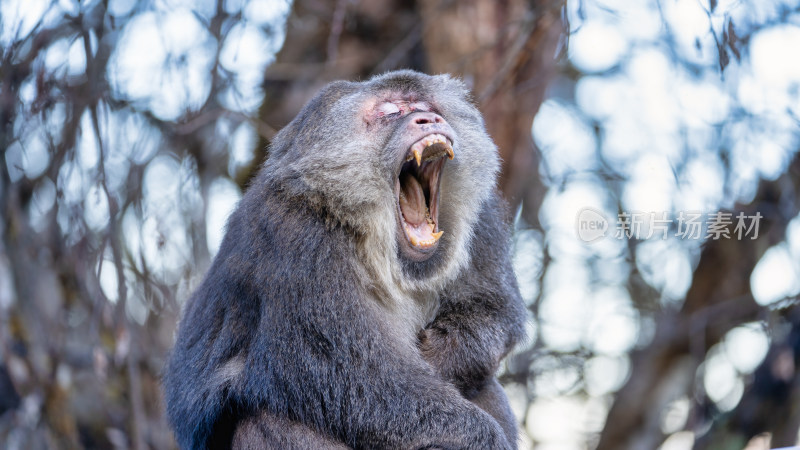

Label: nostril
[414,114,444,125]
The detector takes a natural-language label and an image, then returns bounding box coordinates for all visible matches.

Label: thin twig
[327,0,350,67]
[477,12,537,103]
[373,21,424,74]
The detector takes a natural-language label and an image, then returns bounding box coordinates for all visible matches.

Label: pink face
[364,95,434,125]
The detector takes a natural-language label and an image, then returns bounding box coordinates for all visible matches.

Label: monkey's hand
[418,305,511,399]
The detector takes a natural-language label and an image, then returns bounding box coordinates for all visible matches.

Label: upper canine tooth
[445,146,454,160]
[413,149,422,166]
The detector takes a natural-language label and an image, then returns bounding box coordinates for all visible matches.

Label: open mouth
[397,133,454,251]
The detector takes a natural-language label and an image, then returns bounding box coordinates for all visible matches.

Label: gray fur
[163,70,526,449]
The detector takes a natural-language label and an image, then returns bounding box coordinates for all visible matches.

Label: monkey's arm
[418,193,526,444]
[419,192,527,397]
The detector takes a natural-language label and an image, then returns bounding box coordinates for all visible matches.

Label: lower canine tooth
[432,231,444,241]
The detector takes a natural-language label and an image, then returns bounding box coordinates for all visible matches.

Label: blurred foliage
[1,0,800,449]
[0,0,289,447]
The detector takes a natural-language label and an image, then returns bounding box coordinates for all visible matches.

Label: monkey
[162,70,527,449]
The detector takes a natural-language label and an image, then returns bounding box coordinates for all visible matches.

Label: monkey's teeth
[408,234,442,248]
[407,134,454,165]
[404,221,444,249]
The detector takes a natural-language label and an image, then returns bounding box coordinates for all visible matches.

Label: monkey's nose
[411,112,445,125]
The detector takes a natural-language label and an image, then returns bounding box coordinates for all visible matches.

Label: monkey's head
[262,71,499,288]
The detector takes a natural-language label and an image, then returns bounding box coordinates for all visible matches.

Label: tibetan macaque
[163,70,526,449]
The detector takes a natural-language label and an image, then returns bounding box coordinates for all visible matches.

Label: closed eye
[377,101,401,117]
[410,102,430,112]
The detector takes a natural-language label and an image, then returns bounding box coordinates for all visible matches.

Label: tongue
[399,172,427,225]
